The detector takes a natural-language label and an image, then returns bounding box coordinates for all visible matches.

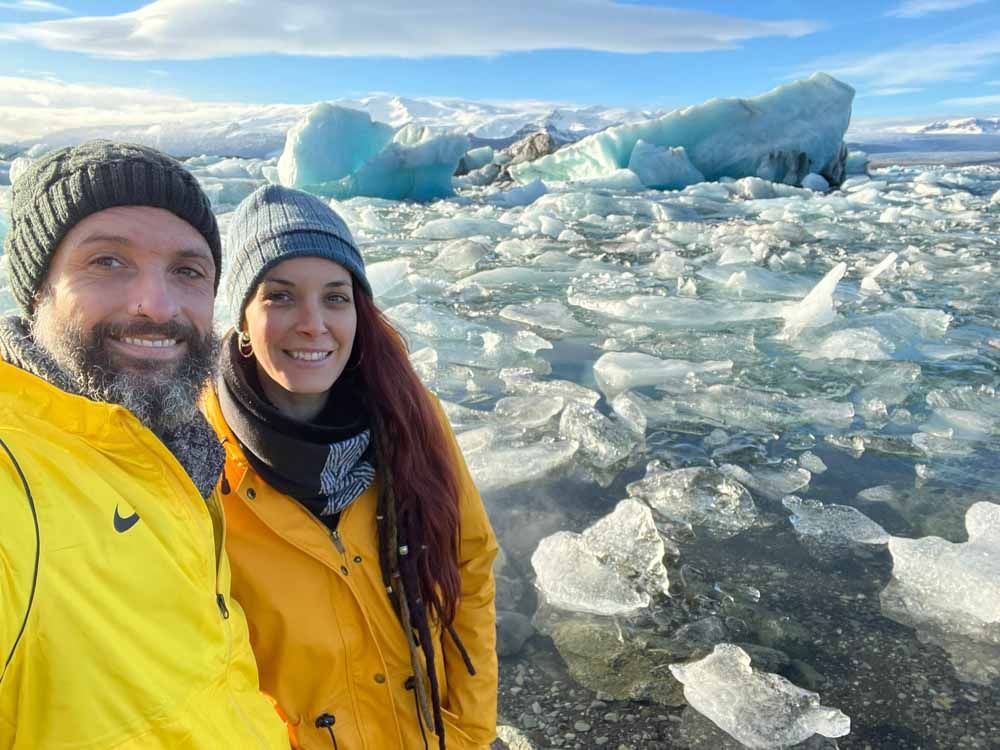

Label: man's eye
[93,256,125,268]
[176,266,206,279]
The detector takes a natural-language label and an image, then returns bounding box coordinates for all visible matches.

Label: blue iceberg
[278,105,468,201]
[510,73,854,189]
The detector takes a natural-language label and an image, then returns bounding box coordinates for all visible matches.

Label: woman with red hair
[203,185,498,750]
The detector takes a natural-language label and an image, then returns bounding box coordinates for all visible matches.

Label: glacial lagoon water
[1,161,998,748]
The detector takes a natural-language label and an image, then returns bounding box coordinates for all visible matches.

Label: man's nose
[128,271,180,322]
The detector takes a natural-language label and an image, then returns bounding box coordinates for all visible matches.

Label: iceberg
[670,644,851,749]
[510,74,854,189]
[531,498,670,616]
[277,104,468,201]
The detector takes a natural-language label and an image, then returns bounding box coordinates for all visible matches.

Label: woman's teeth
[287,350,331,361]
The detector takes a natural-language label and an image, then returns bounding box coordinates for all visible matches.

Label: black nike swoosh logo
[113,505,141,533]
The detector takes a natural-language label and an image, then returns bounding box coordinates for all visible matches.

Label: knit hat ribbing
[225,185,369,326]
[3,140,221,315]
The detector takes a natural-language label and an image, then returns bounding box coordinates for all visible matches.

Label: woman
[203,185,499,750]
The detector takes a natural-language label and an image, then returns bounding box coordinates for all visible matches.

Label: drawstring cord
[316,713,339,750]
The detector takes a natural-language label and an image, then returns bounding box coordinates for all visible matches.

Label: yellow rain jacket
[0,360,290,750]
[203,386,499,750]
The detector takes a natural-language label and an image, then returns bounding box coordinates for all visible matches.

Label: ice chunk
[412,217,512,240]
[511,74,853,189]
[860,251,897,294]
[845,150,869,175]
[366,259,411,299]
[487,178,547,208]
[880,502,1000,684]
[777,262,847,341]
[499,301,585,334]
[720,463,811,502]
[430,239,488,274]
[670,644,851,749]
[627,463,758,539]
[797,451,827,474]
[558,402,637,469]
[494,395,564,429]
[460,145,493,172]
[465,439,579,495]
[278,105,468,200]
[278,104,393,188]
[593,352,733,397]
[531,498,670,616]
[800,173,830,192]
[800,327,894,361]
[783,496,890,547]
[627,141,704,190]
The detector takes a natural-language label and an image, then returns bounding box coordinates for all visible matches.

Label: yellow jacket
[203,386,499,750]
[0,360,290,750]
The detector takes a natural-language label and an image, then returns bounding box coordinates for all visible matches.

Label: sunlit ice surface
[2,160,999,748]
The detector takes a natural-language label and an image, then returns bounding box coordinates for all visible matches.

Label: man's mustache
[94,318,198,344]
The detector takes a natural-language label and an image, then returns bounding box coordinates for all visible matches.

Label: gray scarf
[0,316,224,499]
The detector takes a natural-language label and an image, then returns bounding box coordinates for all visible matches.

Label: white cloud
[0,1,70,14]
[800,31,1000,88]
[0,75,299,142]
[4,0,821,60]
[886,0,986,17]
[866,87,925,96]
[941,92,1000,106]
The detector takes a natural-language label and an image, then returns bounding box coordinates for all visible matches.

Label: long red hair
[351,285,462,624]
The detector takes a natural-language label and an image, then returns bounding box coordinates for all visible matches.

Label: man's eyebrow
[177,248,214,263]
[77,233,130,247]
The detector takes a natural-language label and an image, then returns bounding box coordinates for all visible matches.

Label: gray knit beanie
[3,140,221,315]
[225,184,369,325]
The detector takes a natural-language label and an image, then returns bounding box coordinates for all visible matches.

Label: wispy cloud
[4,0,821,60]
[0,1,70,14]
[866,87,925,96]
[886,0,987,17]
[800,31,1000,88]
[941,92,1000,106]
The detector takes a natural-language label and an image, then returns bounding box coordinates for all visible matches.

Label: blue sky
[0,0,998,129]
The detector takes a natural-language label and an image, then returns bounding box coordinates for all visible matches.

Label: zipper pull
[330,529,346,555]
[216,593,230,619]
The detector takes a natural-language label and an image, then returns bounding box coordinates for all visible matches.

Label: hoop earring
[237,330,253,358]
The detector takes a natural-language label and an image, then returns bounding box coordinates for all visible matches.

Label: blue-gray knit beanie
[225,185,369,325]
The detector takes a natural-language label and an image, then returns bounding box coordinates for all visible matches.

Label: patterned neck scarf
[217,331,375,516]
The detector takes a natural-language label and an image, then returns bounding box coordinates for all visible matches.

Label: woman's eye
[265,291,291,303]
[328,294,350,304]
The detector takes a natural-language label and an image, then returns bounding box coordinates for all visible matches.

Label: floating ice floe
[557,402,637,471]
[463,438,579,495]
[511,74,853,190]
[783,496,890,547]
[777,262,846,341]
[278,104,468,200]
[627,463,758,539]
[880,502,1000,684]
[531,498,670,616]
[670,644,851,749]
[592,352,733,397]
[720,463,811,503]
[499,301,585,334]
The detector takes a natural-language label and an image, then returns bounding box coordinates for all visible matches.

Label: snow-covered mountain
[907,117,1000,135]
[9,93,662,158]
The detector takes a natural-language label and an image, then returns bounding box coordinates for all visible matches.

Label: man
[0,141,290,749]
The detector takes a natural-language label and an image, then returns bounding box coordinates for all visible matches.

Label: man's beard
[31,296,219,437]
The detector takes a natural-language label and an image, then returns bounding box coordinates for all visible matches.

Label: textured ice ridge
[511,73,853,189]
[670,644,851,749]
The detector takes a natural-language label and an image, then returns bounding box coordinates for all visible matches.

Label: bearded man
[0,141,290,749]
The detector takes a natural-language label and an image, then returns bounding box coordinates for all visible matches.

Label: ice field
[2,85,999,748]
